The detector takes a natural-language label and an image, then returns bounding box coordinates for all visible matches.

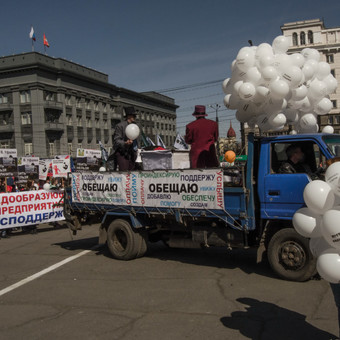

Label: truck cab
[250,133,340,281]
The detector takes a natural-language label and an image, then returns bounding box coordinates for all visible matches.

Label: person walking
[185,105,219,169]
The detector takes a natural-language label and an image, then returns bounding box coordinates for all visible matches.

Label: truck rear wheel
[107,219,146,260]
[268,228,316,282]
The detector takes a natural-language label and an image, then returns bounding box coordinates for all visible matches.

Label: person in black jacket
[107,106,138,171]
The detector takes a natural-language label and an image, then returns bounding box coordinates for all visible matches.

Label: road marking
[0,245,99,297]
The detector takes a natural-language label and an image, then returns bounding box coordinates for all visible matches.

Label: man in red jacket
[185,105,219,169]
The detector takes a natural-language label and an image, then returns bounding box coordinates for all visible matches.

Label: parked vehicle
[64,133,340,282]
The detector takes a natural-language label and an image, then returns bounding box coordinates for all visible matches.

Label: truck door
[260,141,326,219]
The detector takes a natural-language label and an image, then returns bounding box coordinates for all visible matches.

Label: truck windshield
[323,135,340,156]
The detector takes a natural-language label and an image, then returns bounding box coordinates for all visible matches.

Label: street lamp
[209,104,221,159]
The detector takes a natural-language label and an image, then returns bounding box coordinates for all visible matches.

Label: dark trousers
[116,151,135,171]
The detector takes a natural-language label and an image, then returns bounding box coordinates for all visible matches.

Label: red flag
[43,33,49,47]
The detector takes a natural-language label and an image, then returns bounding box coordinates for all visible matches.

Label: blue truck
[64,132,340,282]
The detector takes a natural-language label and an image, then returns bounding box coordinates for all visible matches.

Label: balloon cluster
[222,35,338,133]
[293,162,340,283]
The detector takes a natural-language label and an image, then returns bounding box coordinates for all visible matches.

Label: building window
[328,116,334,125]
[95,118,100,128]
[300,31,306,45]
[308,30,313,44]
[331,69,336,77]
[76,97,82,108]
[65,95,72,106]
[103,120,108,128]
[327,54,334,63]
[66,115,72,125]
[77,116,82,126]
[332,100,337,109]
[86,118,92,128]
[0,94,8,104]
[49,143,55,157]
[24,143,33,155]
[94,102,99,111]
[292,32,298,46]
[20,91,31,103]
[85,100,91,110]
[21,112,32,125]
[0,142,9,148]
[45,91,55,101]
[77,143,82,149]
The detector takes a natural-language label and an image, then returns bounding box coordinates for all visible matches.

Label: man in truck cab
[278,144,321,180]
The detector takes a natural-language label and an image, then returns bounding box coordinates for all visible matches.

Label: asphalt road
[0,223,338,340]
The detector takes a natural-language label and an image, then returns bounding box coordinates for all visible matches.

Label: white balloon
[262,98,284,114]
[125,123,140,140]
[272,35,290,54]
[222,78,230,94]
[291,85,308,101]
[325,162,340,197]
[261,66,278,84]
[231,80,243,94]
[303,180,335,215]
[302,48,320,62]
[267,112,286,128]
[280,65,303,88]
[236,48,255,72]
[257,53,275,69]
[298,96,313,112]
[322,207,340,250]
[99,167,106,172]
[317,251,340,283]
[238,82,256,100]
[252,86,270,104]
[308,79,328,100]
[273,53,291,73]
[255,43,273,59]
[314,97,333,115]
[322,125,334,134]
[323,74,338,94]
[245,66,262,84]
[302,63,315,82]
[256,114,270,130]
[290,53,305,68]
[224,94,241,110]
[269,79,290,100]
[299,113,317,129]
[293,207,323,238]
[316,62,331,80]
[43,183,51,190]
[309,237,333,257]
[289,129,298,135]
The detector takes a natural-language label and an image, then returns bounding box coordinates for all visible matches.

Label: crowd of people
[0,176,65,238]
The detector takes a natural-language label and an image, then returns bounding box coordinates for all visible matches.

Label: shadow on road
[220,297,335,340]
[144,242,277,280]
[53,236,100,251]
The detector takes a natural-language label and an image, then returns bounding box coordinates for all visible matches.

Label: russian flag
[29,26,36,41]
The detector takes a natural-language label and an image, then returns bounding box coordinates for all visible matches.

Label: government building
[0,52,177,157]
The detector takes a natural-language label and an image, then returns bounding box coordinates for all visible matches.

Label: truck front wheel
[107,219,147,260]
[268,228,316,282]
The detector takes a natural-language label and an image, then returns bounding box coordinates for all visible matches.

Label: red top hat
[192,105,207,117]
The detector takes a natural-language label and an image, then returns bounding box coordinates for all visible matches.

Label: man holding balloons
[111,106,139,171]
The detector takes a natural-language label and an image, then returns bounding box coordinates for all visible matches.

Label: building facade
[281,18,340,133]
[0,52,177,158]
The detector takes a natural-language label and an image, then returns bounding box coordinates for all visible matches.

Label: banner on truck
[71,169,224,210]
[0,190,65,229]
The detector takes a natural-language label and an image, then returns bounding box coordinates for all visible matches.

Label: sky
[1,0,340,141]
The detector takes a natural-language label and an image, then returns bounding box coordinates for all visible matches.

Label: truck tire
[107,219,144,260]
[267,228,316,282]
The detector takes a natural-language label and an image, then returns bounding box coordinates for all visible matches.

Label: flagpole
[32,39,34,52]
